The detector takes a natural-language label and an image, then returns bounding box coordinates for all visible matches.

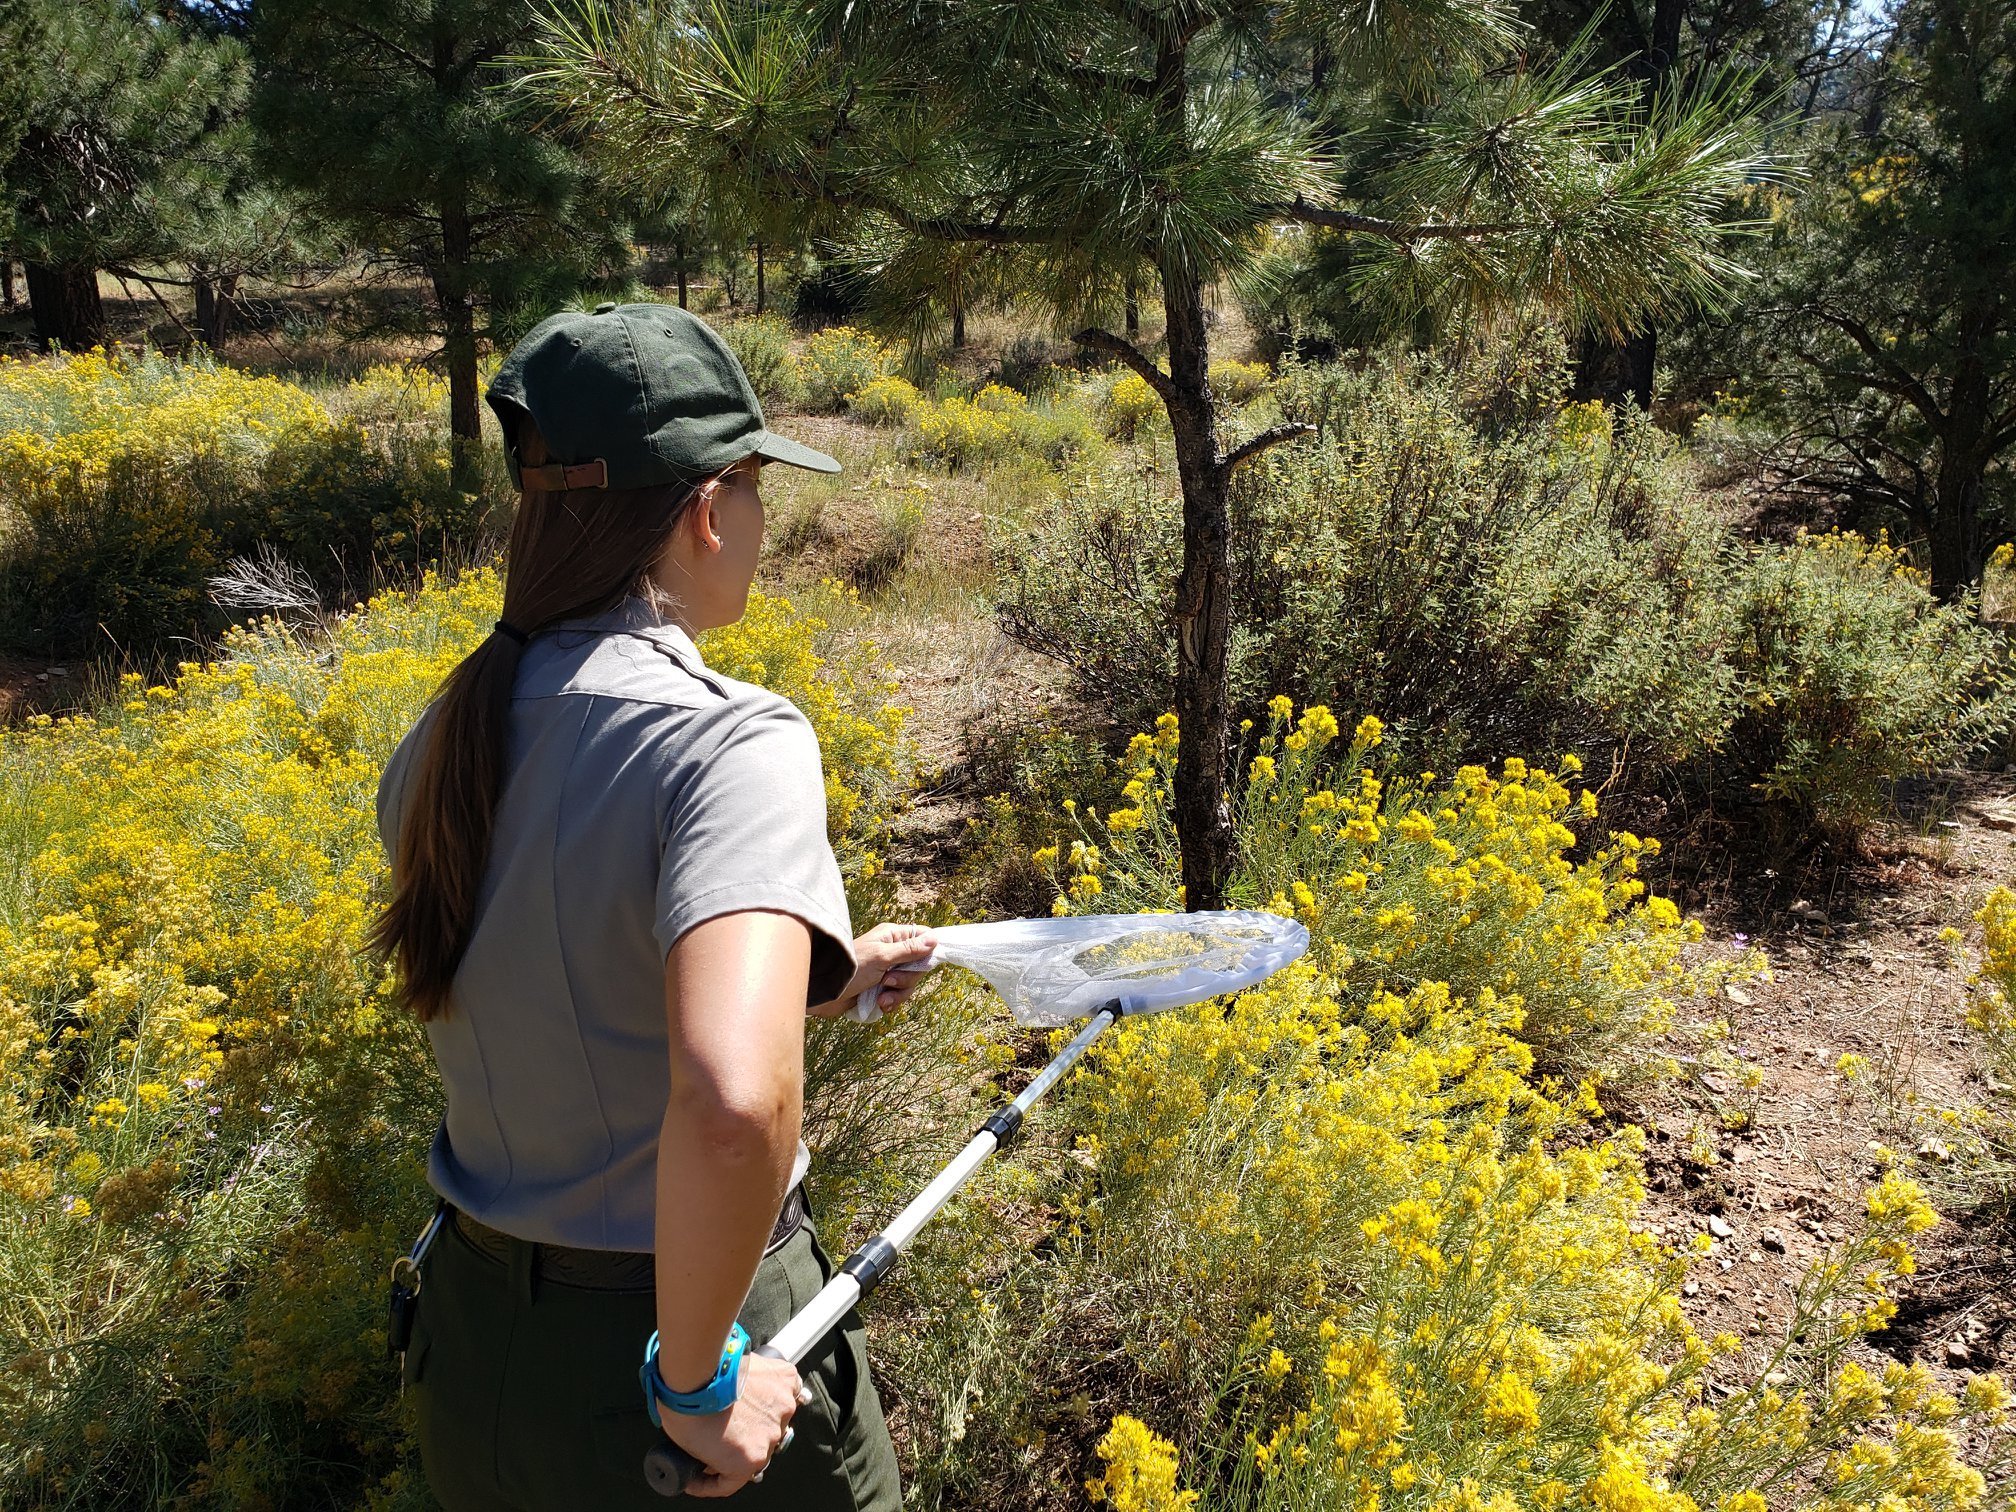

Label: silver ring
[753,1470,765,1483]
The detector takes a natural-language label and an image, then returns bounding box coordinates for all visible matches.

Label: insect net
[903,910,1309,1027]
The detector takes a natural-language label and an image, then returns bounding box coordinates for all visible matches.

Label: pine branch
[1265,195,1520,241]
[1070,326,1176,401]
[1219,422,1316,472]
[1805,308,1946,426]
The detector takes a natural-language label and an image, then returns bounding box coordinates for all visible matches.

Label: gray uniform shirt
[375,594,856,1251]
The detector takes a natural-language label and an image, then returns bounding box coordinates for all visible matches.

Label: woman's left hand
[809,923,937,1020]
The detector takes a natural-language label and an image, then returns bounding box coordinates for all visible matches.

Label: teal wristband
[641,1322,750,1423]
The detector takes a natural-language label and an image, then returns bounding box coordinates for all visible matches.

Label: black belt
[448,1183,807,1290]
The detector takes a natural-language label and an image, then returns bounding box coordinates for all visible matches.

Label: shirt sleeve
[653,697,858,1007]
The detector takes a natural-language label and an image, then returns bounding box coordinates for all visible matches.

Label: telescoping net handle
[643,1001,1131,1497]
[643,910,1309,1496]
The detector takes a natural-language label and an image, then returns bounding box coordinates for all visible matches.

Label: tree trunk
[951,288,965,348]
[435,194,483,489]
[1572,0,1682,413]
[676,236,689,308]
[1,259,14,308]
[193,270,239,352]
[1161,256,1236,911]
[1124,276,1139,337]
[1571,322,1658,412]
[755,241,766,314]
[25,261,108,352]
[1926,305,1996,599]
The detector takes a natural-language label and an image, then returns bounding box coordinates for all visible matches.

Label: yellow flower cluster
[0,345,332,499]
[845,373,927,427]
[1086,1415,1200,1511]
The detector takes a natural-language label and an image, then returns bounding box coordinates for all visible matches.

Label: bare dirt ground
[1625,770,2015,1393]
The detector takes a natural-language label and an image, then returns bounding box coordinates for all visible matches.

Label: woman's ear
[688,477,727,554]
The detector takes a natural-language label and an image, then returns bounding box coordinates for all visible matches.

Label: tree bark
[676,236,689,308]
[1,259,14,308]
[951,287,965,347]
[1571,323,1658,412]
[25,261,108,352]
[435,192,483,489]
[1161,255,1237,911]
[193,270,239,352]
[1124,275,1139,336]
[1925,301,1997,599]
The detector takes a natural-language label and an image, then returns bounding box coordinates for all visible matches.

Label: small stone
[1983,808,2016,833]
[1724,985,1754,1006]
[1916,1138,1954,1164]
[1706,1214,1736,1240]
[1747,1250,1765,1263]
[47,666,66,676]
[1945,1340,1972,1368]
[1764,1370,1791,1387]
[1682,1280,1700,1297]
[1761,1229,1787,1253]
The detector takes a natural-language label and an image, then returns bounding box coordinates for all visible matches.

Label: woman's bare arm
[652,908,810,1494]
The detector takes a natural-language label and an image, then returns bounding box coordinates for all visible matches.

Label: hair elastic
[494,619,529,646]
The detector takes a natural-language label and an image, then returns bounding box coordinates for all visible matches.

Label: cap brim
[752,430,842,473]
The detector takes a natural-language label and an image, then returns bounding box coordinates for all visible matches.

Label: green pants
[402,1209,903,1510]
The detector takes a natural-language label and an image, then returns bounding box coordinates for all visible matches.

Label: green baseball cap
[484,300,840,490]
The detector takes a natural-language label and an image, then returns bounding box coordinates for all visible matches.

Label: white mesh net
[895,910,1309,1026]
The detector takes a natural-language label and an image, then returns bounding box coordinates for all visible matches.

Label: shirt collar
[552,593,708,665]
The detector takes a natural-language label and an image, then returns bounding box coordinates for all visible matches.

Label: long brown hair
[367,415,716,1021]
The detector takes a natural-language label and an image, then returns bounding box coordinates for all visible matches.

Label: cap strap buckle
[522,458,610,490]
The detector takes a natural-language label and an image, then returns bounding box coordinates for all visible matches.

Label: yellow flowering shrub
[1034,699,1764,1081]
[798,325,895,412]
[910,390,1097,471]
[847,374,927,427]
[1208,359,1272,406]
[1103,370,1165,440]
[0,347,498,657]
[923,717,2013,1512]
[0,568,910,1506]
[0,346,331,487]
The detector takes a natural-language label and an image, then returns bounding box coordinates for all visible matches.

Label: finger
[796,1383,815,1407]
[879,965,928,987]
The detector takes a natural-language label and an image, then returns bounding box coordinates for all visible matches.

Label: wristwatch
[641,1322,750,1425]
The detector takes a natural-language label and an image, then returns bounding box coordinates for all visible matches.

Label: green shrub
[1719,530,2016,838]
[997,344,2016,846]
[719,312,798,409]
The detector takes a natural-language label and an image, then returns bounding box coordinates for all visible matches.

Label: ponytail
[367,417,710,1021]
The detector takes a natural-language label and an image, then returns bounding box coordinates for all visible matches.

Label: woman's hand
[659,1353,807,1498]
[808,922,937,1019]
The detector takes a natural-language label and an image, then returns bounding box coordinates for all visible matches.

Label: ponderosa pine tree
[0,0,248,353]
[249,0,617,482]
[1718,0,2015,599]
[513,0,1774,907]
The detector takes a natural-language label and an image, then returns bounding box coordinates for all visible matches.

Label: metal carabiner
[389,1197,448,1373]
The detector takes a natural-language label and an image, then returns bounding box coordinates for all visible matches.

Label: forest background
[2,1,2016,1509]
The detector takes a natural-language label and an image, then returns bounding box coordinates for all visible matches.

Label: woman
[369,301,933,1509]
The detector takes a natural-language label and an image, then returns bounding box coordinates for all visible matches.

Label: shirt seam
[549,695,623,1250]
